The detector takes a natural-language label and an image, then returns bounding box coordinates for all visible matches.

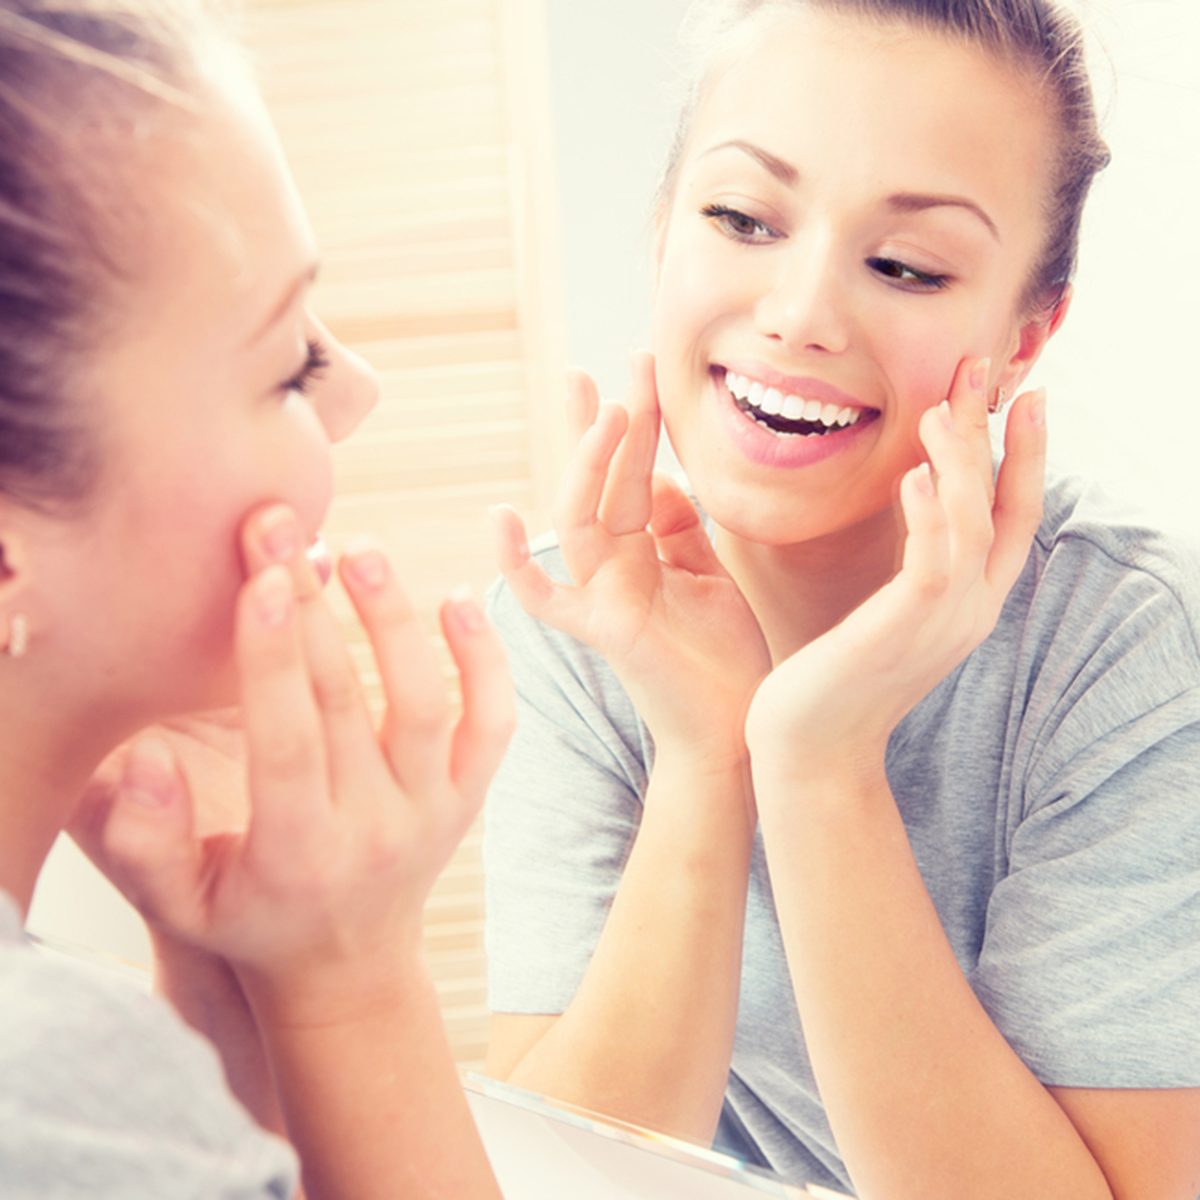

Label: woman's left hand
[745,358,1046,780]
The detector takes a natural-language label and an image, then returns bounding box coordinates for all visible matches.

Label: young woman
[483,2,1200,1198]
[0,3,510,1196]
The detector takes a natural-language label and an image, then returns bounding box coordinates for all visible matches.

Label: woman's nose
[308,312,380,443]
[753,233,852,356]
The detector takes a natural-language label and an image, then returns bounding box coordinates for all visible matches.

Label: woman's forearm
[250,948,500,1200]
[503,746,756,1144]
[151,937,287,1138]
[756,762,1113,1200]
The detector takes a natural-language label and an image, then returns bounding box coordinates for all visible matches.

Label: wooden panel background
[241,0,566,1069]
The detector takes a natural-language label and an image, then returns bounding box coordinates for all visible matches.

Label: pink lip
[710,367,878,470]
[719,360,870,412]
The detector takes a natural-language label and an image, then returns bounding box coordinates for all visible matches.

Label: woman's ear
[998,284,1072,397]
[0,514,32,658]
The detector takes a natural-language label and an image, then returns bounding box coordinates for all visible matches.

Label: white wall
[546,0,1200,516]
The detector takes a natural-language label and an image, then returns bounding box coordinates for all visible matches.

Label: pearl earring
[988,386,1008,415]
[4,613,28,659]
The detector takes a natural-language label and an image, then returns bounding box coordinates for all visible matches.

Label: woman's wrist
[750,742,892,821]
[237,934,432,1035]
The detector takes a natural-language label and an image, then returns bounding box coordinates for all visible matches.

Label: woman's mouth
[709,365,879,470]
[721,367,877,437]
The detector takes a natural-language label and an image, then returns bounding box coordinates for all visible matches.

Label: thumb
[97,736,204,929]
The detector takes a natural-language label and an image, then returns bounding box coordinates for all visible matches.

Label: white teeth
[722,367,866,431]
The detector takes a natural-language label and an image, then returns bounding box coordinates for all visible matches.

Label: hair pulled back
[0,0,227,509]
[662,0,1111,316]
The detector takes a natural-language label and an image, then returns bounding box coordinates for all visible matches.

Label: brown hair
[0,1,231,509]
[660,0,1111,316]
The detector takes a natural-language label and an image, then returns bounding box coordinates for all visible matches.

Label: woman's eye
[281,338,331,397]
[700,204,779,243]
[867,256,951,292]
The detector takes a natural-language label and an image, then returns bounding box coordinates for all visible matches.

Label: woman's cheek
[279,395,337,533]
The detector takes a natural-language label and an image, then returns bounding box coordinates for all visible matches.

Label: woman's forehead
[683,6,1054,215]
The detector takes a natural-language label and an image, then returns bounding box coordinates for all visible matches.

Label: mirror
[479,2,1200,1196]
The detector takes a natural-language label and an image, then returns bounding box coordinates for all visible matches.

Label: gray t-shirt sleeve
[0,897,297,1198]
[970,541,1200,1087]
[483,549,650,1014]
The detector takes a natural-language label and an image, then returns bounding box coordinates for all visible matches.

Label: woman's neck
[716,503,905,665]
[0,679,120,916]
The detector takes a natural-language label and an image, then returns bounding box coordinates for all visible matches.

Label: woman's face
[652,7,1061,548]
[31,80,377,722]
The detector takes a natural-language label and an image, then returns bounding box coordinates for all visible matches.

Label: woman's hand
[72,503,515,1027]
[746,358,1047,783]
[492,352,770,766]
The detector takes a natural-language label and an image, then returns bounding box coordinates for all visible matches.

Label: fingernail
[122,738,176,808]
[914,462,935,496]
[1029,388,1047,427]
[938,400,954,428]
[345,541,389,590]
[970,358,991,393]
[253,564,293,626]
[259,507,300,563]
[449,586,486,633]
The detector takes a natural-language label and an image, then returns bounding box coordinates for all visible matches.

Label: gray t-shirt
[483,470,1200,1195]
[0,891,297,1198]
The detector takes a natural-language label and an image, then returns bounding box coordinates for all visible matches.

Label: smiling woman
[481,2,1200,1199]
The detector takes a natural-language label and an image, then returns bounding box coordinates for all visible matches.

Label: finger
[242,506,383,806]
[945,356,995,500]
[236,564,329,853]
[489,504,591,640]
[987,387,1047,591]
[598,351,661,535]
[553,403,629,583]
[339,543,453,799]
[918,400,993,573]
[898,462,951,602]
[649,474,725,577]
[92,737,207,932]
[566,368,601,446]
[439,590,517,807]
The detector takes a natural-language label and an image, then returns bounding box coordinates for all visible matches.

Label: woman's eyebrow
[245,261,320,347]
[696,140,1000,241]
[698,139,799,186]
[887,193,1000,240]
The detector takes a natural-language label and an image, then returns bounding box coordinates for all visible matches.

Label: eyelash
[865,256,951,292]
[699,204,952,292]
[282,338,330,396]
[700,203,779,243]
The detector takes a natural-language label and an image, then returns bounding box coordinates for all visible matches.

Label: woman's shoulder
[1028,466,1200,666]
[0,891,296,1196]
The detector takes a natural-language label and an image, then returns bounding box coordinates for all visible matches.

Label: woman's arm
[77,504,513,1200]
[489,744,756,1143]
[74,717,286,1138]
[746,362,1200,1199]
[486,356,770,1142]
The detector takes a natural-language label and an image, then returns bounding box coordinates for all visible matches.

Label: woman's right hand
[491,352,769,766]
[77,502,515,1028]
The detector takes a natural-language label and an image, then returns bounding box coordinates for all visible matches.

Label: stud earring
[4,613,28,659]
[988,386,1008,416]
